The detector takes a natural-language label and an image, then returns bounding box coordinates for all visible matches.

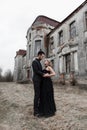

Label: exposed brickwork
[15,49,26,57]
[32,15,60,27]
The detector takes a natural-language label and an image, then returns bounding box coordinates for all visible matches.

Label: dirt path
[0,82,87,130]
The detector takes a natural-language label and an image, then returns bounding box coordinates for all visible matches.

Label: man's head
[37,50,45,60]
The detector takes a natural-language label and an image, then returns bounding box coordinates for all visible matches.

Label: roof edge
[32,15,60,26]
[47,0,87,36]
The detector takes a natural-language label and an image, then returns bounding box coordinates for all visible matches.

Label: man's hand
[43,73,50,77]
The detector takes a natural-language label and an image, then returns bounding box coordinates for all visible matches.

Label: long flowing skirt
[39,77,56,117]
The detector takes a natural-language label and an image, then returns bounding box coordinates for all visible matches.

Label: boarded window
[86,44,87,60]
[49,36,54,50]
[29,33,31,41]
[34,40,41,56]
[85,12,87,30]
[59,30,63,45]
[70,21,76,39]
[29,45,31,59]
[51,59,54,69]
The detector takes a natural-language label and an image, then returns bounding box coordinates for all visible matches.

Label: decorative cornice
[32,35,43,40]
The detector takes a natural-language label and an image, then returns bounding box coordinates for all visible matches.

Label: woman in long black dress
[39,59,56,117]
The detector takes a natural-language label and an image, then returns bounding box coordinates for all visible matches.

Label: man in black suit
[32,50,47,117]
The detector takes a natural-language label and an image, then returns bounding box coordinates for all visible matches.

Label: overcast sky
[0,0,85,74]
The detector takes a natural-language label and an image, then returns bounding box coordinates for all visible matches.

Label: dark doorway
[65,54,71,74]
[27,70,30,79]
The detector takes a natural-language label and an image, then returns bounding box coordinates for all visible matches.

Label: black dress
[39,69,56,117]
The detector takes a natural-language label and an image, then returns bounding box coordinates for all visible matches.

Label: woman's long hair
[45,59,53,67]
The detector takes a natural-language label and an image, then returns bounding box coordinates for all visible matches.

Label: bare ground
[0,82,87,130]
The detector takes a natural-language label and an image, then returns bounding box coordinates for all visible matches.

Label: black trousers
[33,81,41,114]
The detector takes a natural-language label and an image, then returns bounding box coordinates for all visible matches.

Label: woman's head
[44,59,52,67]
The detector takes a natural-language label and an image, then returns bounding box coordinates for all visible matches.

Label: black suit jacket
[32,58,43,82]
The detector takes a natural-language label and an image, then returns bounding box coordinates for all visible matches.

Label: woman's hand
[43,73,50,77]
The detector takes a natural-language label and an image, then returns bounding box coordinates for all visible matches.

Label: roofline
[32,15,60,26]
[15,49,26,58]
[26,15,60,36]
[47,0,87,36]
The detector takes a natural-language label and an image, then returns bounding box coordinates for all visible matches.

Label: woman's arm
[48,66,56,77]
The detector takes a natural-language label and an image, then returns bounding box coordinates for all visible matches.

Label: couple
[32,50,56,118]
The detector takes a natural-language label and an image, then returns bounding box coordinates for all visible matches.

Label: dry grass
[0,82,87,130]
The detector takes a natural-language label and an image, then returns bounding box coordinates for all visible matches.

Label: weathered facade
[14,49,27,82]
[47,0,87,82]
[26,15,59,80]
[14,0,87,83]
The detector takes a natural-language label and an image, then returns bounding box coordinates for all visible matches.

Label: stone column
[63,56,66,73]
[60,56,65,85]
